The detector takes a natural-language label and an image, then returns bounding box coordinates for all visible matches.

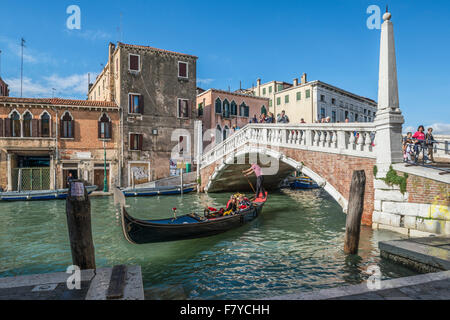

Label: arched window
[215,125,222,144]
[231,101,237,116]
[9,111,21,137]
[40,112,51,137]
[223,99,230,118]
[239,102,249,117]
[23,111,33,137]
[61,112,74,138]
[215,98,222,114]
[98,113,112,139]
[261,105,267,116]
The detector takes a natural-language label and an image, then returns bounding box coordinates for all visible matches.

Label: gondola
[118,192,268,244]
[120,183,196,197]
[0,185,98,202]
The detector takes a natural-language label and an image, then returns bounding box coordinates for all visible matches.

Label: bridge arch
[203,146,349,213]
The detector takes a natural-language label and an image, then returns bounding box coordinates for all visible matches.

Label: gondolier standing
[243,163,266,199]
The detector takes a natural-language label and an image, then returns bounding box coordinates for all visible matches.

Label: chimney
[301,73,307,85]
[293,78,298,86]
[256,78,261,96]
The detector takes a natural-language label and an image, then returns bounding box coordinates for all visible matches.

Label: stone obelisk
[374,10,405,169]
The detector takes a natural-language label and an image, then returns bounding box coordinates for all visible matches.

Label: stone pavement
[267,270,450,300]
[379,236,450,273]
[0,265,144,300]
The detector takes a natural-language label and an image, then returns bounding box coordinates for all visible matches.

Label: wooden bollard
[344,170,366,254]
[66,180,96,270]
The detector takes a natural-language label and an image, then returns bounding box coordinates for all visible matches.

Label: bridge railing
[201,123,377,167]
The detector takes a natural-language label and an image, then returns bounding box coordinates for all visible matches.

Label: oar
[245,175,256,200]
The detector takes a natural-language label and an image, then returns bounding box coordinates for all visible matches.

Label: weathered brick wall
[280,148,376,226]
[406,174,450,206]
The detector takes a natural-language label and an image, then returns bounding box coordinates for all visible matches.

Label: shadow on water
[0,189,418,299]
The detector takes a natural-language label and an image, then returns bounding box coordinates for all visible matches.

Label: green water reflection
[0,189,417,299]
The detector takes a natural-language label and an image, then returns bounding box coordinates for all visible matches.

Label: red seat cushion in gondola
[208,207,217,212]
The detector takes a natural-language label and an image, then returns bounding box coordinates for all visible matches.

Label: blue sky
[0,0,449,133]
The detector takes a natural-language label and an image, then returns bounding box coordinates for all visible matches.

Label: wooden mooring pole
[66,180,96,270]
[344,170,366,255]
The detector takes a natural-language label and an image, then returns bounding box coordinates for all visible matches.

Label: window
[61,112,74,138]
[285,95,289,103]
[129,54,140,72]
[305,89,311,98]
[276,97,281,105]
[129,94,143,114]
[23,111,32,137]
[296,92,301,101]
[261,105,267,116]
[355,114,359,122]
[332,98,336,105]
[198,103,204,117]
[222,99,230,118]
[239,102,249,117]
[130,133,143,151]
[344,111,349,120]
[178,135,188,155]
[263,88,266,95]
[269,86,272,94]
[178,61,188,78]
[320,94,325,102]
[231,101,237,116]
[215,98,222,114]
[368,110,371,116]
[178,99,189,118]
[40,112,50,137]
[320,108,326,119]
[98,113,112,139]
[277,84,283,92]
[10,111,21,137]
[269,99,272,107]
[332,111,336,123]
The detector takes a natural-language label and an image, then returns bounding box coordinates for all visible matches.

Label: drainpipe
[52,107,59,189]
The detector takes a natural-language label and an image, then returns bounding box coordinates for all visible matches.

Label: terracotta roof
[118,42,198,59]
[0,97,118,108]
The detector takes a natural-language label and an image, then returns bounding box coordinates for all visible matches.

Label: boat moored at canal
[0,185,97,201]
[120,183,196,197]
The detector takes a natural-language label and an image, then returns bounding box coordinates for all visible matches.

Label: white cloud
[0,35,56,65]
[5,72,95,98]
[403,123,450,135]
[197,78,214,86]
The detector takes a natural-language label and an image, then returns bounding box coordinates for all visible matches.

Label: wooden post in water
[344,170,366,254]
[66,180,96,270]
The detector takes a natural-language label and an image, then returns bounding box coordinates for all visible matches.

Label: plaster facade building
[0,97,120,192]
[0,77,9,97]
[196,88,269,148]
[248,74,377,124]
[88,42,198,186]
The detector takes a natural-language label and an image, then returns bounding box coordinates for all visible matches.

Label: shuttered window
[40,112,50,137]
[129,54,140,71]
[230,101,237,116]
[98,113,112,139]
[178,99,189,118]
[178,62,188,78]
[129,94,143,114]
[23,112,33,137]
[130,133,143,151]
[61,112,74,139]
[215,98,222,114]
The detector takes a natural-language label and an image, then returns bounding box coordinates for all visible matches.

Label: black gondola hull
[120,203,264,244]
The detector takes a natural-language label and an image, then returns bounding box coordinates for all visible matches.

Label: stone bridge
[197,12,450,235]
[199,123,377,225]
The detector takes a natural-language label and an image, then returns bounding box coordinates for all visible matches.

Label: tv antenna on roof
[20,38,26,97]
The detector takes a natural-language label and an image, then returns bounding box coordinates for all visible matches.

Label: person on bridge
[277,110,290,123]
[242,163,266,199]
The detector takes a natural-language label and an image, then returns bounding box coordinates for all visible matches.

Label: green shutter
[285,95,289,103]
[277,97,281,105]
[306,90,310,98]
[296,92,301,101]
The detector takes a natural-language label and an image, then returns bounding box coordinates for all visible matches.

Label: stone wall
[373,167,450,236]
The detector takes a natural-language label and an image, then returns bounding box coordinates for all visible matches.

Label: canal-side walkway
[267,270,450,300]
[0,265,144,300]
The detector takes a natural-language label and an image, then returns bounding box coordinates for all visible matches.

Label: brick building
[0,77,9,97]
[0,97,119,192]
[196,88,269,149]
[88,42,198,186]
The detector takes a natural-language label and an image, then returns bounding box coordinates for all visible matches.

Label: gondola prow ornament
[172,207,177,221]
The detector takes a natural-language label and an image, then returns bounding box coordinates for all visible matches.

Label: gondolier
[243,163,266,199]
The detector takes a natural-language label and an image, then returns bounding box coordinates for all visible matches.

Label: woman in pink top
[243,163,266,199]
[412,125,429,163]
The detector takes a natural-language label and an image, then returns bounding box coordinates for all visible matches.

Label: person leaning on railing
[412,125,431,164]
[425,127,435,163]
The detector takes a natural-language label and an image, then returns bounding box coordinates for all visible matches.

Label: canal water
[0,189,417,299]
